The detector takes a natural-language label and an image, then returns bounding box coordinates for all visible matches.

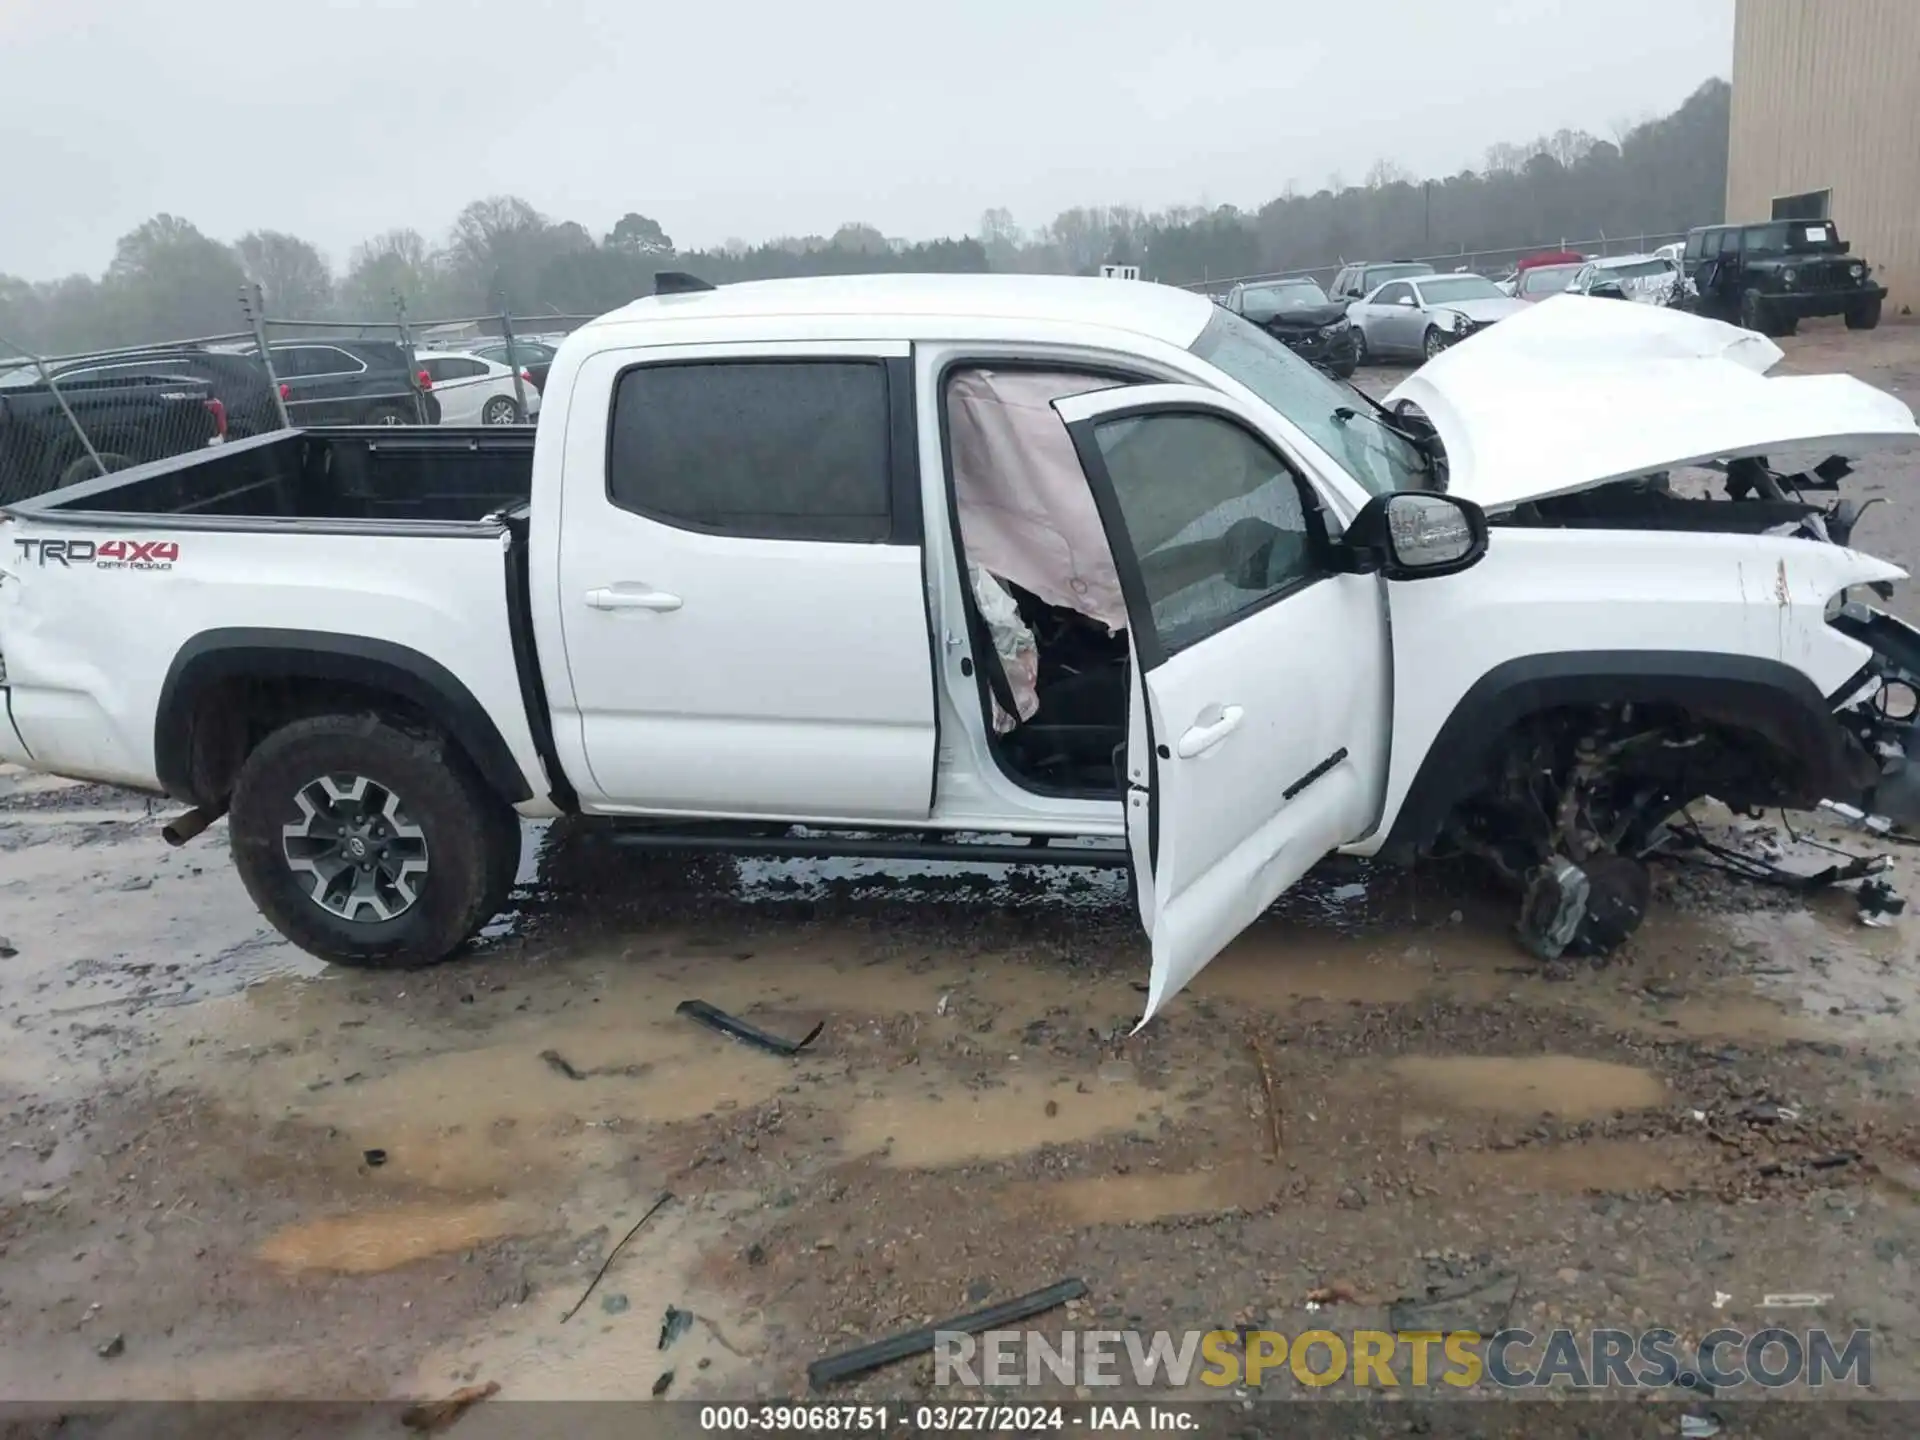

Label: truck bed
[6,426,534,528]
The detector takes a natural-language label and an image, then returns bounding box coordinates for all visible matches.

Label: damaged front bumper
[1828,602,1920,830]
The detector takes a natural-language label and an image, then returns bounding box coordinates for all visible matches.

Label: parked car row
[1229,213,1886,375]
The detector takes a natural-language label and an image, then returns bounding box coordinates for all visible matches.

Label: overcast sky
[0,0,1733,281]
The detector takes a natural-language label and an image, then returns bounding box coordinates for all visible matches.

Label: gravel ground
[5,320,1920,1422]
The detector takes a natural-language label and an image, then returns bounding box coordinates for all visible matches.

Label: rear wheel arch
[1377,650,1863,864]
[154,628,534,811]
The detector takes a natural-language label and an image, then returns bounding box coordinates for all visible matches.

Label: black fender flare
[1377,650,1869,864]
[154,628,534,807]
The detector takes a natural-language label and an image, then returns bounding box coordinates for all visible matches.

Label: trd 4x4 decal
[13,538,179,571]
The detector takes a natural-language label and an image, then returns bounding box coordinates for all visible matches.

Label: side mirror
[1337,492,1489,580]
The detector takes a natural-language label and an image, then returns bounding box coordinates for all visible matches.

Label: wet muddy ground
[6,322,1920,1417]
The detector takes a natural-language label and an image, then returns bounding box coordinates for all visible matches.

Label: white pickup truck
[4,275,1920,1024]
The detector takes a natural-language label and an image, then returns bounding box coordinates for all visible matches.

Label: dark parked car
[241,339,440,426]
[1328,260,1436,309]
[1682,219,1886,336]
[0,369,220,503]
[1222,277,1360,377]
[16,346,281,438]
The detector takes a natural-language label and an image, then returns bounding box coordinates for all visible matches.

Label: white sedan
[1349,272,1530,363]
[415,350,541,425]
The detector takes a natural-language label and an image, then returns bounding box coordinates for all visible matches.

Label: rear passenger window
[607,360,891,542]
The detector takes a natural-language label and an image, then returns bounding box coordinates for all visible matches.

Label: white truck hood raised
[1385,295,1920,510]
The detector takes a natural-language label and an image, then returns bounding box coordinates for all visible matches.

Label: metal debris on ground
[1680,1413,1722,1439]
[0,936,16,958]
[1858,876,1907,926]
[540,1047,651,1080]
[399,1380,500,1433]
[676,999,824,1057]
[1666,816,1890,891]
[807,1278,1089,1390]
[660,1305,695,1351]
[1761,1292,1833,1308]
[1388,1271,1521,1335]
[560,1191,674,1324]
[95,1334,124,1360]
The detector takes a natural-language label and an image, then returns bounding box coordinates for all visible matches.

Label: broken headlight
[1783,267,1797,286]
[1851,263,1867,280]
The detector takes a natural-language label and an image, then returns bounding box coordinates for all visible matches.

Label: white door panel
[1053,384,1391,1024]
[554,340,937,822]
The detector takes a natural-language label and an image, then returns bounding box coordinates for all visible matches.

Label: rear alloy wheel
[1422,326,1449,361]
[1350,328,1369,366]
[366,404,409,426]
[228,713,518,968]
[482,395,521,425]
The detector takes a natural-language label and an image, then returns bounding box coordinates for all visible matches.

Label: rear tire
[1846,296,1883,331]
[482,395,521,425]
[227,713,518,969]
[1739,288,1776,336]
[365,403,410,427]
[1350,328,1369,366]
[1422,326,1448,361]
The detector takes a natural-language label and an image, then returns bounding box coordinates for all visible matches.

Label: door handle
[585,586,682,612]
[1175,705,1244,759]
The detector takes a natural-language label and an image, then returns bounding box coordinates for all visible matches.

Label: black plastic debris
[1859,877,1907,926]
[651,1370,675,1398]
[677,999,823,1057]
[660,1305,694,1351]
[96,1334,124,1360]
[363,1148,388,1168]
[1388,1271,1521,1335]
[807,1277,1088,1390]
[542,1049,587,1081]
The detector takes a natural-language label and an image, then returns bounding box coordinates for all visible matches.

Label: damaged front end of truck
[1378,295,1920,961]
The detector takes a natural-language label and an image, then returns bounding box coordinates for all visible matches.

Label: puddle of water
[1467,1138,1694,1195]
[842,1070,1185,1166]
[1016,1164,1275,1224]
[1389,1056,1668,1119]
[257,1199,528,1274]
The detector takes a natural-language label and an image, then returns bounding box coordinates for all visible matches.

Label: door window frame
[1059,397,1338,675]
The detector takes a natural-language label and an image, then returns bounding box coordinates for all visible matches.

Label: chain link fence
[1,290,597,504]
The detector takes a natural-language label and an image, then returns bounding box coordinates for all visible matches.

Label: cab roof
[586,273,1216,347]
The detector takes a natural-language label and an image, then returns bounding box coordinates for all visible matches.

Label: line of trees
[1,79,1728,358]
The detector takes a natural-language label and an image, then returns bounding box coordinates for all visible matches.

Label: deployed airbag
[948,369,1126,633]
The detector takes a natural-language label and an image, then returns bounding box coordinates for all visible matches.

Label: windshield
[1518,265,1581,296]
[1189,307,1428,498]
[1239,280,1329,317]
[1599,259,1673,280]
[0,365,38,388]
[1415,275,1504,303]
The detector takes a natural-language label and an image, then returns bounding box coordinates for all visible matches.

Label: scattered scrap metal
[561,1190,674,1323]
[807,1278,1088,1389]
[677,999,824,1056]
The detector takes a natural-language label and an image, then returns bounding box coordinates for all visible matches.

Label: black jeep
[1682,219,1886,337]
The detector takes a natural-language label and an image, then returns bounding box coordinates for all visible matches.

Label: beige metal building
[1726,0,1920,314]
